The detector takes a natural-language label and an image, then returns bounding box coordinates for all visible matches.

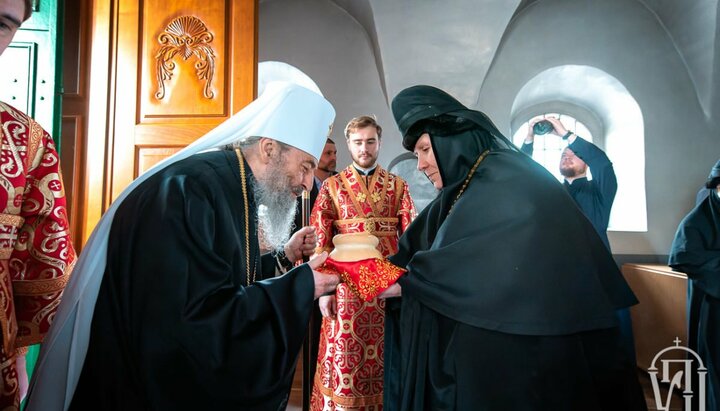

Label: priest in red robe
[310,115,416,411]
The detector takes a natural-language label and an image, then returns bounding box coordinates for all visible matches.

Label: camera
[532,120,553,135]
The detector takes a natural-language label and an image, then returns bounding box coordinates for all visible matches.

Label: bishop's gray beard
[252,164,298,252]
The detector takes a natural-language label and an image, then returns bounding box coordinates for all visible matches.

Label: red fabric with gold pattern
[318,258,406,302]
[0,102,76,410]
[310,164,415,411]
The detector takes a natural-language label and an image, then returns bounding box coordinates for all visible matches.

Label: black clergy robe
[669,190,720,411]
[70,150,315,410]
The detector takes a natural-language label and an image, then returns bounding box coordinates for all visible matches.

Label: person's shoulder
[324,173,342,185]
[156,150,237,183]
[382,167,408,185]
[481,149,561,187]
[0,101,32,126]
[329,166,353,182]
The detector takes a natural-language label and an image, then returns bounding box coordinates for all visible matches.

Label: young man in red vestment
[309,115,416,410]
[0,0,76,408]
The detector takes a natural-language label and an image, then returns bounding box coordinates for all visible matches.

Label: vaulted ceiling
[327,0,718,114]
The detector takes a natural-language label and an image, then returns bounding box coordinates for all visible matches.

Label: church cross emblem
[648,337,707,410]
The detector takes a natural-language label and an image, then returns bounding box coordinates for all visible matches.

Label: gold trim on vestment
[26,118,44,171]
[340,171,366,219]
[334,217,398,237]
[394,178,405,213]
[328,177,342,221]
[0,215,24,228]
[314,372,384,407]
[12,276,69,296]
[234,148,255,285]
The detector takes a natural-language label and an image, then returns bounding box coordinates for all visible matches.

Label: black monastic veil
[383,85,646,410]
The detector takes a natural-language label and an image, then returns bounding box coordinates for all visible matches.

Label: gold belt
[334,217,398,236]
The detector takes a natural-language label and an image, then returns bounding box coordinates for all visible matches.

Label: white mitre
[25,62,335,411]
[250,61,334,161]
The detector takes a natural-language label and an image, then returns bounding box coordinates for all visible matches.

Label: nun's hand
[378,283,402,299]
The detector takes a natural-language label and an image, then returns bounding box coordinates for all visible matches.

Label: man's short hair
[344,115,382,139]
[326,138,335,145]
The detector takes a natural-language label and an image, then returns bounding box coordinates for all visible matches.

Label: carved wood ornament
[155,16,216,100]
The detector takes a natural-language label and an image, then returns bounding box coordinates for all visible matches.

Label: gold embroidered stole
[337,166,398,252]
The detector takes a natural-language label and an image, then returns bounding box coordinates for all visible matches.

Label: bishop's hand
[308,252,339,299]
[284,226,317,262]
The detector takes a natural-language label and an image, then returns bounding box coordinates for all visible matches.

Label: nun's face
[414,133,443,189]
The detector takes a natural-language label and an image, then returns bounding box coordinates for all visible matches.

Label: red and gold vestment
[310,164,415,411]
[0,102,76,410]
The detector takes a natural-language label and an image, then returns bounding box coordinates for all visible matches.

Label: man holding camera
[521,117,636,362]
[522,117,617,249]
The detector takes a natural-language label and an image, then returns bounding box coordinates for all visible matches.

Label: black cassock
[71,150,314,410]
[384,152,647,411]
[669,190,720,411]
[385,85,647,410]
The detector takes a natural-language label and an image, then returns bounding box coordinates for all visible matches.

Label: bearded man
[521,117,636,364]
[522,116,617,249]
[26,66,340,410]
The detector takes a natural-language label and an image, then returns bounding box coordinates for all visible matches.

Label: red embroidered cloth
[318,257,406,301]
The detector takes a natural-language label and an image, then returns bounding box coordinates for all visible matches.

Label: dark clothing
[669,190,720,411]
[522,137,634,363]
[697,186,712,205]
[521,137,617,249]
[386,85,645,410]
[71,150,315,411]
[291,176,320,407]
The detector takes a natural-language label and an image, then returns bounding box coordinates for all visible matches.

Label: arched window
[510,65,647,233]
[512,114,593,182]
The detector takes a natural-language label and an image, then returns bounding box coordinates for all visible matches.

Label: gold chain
[235,148,255,285]
[448,150,490,215]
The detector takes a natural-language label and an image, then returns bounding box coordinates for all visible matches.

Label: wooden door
[0,0,61,138]
[77,0,257,244]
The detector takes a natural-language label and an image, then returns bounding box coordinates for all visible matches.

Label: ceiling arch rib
[333,0,520,107]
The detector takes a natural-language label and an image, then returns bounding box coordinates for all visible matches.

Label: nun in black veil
[382,85,646,410]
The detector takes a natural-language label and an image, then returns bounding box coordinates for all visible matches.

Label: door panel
[110,0,256,201]
[0,0,59,139]
[62,0,257,244]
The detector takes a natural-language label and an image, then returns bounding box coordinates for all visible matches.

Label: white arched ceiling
[333,0,520,107]
[329,0,718,118]
[512,65,647,232]
[640,0,719,118]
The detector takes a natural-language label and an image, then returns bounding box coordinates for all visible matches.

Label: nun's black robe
[384,85,646,410]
